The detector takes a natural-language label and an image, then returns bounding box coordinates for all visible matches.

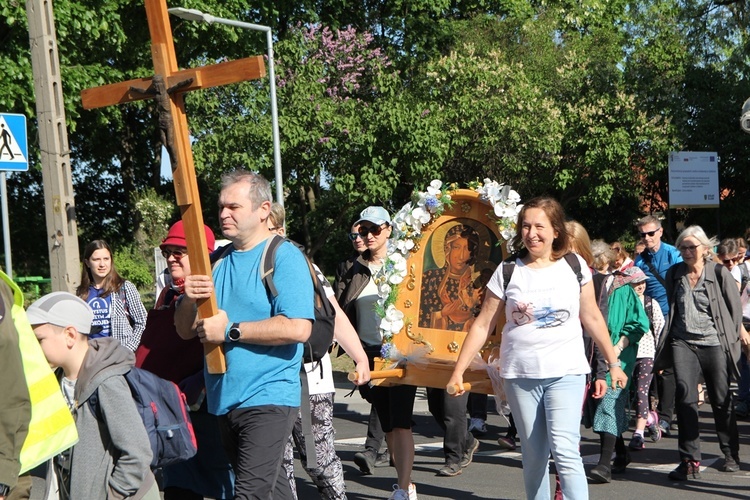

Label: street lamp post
[168,8,284,207]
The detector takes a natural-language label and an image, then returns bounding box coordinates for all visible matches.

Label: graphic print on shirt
[510,301,570,329]
[88,293,112,338]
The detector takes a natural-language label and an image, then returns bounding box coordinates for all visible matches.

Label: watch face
[229,326,241,341]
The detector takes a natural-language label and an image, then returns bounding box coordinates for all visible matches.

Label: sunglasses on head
[358,224,388,237]
[639,229,660,237]
[611,246,621,252]
[161,249,187,260]
[348,232,362,241]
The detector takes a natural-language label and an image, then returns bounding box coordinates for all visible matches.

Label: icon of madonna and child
[418,219,504,332]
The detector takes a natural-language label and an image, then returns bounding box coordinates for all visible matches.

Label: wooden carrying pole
[81,0,267,373]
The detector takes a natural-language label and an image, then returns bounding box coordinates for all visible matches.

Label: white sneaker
[468,417,487,435]
[387,484,409,500]
[408,483,418,500]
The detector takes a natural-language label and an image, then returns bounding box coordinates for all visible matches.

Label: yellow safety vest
[0,272,78,473]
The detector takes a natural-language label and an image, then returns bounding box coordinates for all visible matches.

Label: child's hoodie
[47,337,158,500]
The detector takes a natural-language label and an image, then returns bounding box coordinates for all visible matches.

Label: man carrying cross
[175,170,314,498]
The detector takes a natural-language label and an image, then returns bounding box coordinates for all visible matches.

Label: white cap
[26,291,94,335]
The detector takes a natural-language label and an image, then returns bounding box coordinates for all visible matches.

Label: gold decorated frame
[370,189,507,393]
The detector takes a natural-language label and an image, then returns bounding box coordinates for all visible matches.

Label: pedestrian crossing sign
[0,113,28,172]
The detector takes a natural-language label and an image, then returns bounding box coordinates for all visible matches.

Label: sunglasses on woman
[358,224,388,237]
[162,249,187,260]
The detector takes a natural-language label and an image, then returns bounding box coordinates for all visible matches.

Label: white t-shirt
[487,254,592,379]
[303,264,336,395]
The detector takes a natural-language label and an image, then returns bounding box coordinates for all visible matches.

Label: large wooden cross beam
[81,0,267,373]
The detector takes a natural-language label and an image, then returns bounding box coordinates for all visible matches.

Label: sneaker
[668,460,701,481]
[376,449,391,467]
[497,436,517,451]
[437,462,462,476]
[722,455,740,473]
[588,465,611,484]
[407,483,418,500]
[646,411,662,442]
[460,436,479,468]
[658,419,671,437]
[628,434,646,450]
[354,448,377,475]
[387,485,408,500]
[467,417,487,435]
[736,400,750,418]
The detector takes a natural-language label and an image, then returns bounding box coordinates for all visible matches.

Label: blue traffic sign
[0,113,28,172]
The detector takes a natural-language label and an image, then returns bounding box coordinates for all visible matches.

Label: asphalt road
[29,380,750,499]
[293,381,750,500]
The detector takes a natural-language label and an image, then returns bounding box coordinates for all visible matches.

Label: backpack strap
[298,368,317,467]
[640,250,668,289]
[502,252,582,292]
[563,252,583,286]
[502,260,515,293]
[260,235,286,298]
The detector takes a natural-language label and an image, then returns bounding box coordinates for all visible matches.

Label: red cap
[160,220,216,254]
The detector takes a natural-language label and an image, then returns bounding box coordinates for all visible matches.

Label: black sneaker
[353,448,377,475]
[668,460,701,481]
[722,455,740,473]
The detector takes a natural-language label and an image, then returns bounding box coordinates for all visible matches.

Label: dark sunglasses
[611,246,621,252]
[161,249,187,260]
[639,229,660,237]
[722,257,739,265]
[358,224,388,237]
[348,232,362,241]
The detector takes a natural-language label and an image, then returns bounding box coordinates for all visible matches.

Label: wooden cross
[81,0,268,373]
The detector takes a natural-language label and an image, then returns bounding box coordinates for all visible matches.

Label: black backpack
[260,234,336,364]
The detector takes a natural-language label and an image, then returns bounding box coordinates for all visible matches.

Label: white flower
[377,280,392,298]
[411,206,432,224]
[507,189,521,204]
[380,305,404,334]
[426,179,443,195]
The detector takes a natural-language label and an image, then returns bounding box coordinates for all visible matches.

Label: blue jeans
[504,375,588,500]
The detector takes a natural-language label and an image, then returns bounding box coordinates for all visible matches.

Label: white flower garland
[374,179,522,361]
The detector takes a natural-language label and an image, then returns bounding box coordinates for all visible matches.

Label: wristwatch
[0,483,10,496]
[227,322,241,342]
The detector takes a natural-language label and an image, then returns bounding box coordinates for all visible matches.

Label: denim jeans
[504,375,588,500]
[672,339,739,461]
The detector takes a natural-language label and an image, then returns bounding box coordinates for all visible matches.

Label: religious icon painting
[394,189,508,367]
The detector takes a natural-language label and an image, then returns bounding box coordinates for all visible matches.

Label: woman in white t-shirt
[447,197,626,500]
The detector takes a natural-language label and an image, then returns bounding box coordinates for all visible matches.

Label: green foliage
[4,0,750,279]
[114,244,153,291]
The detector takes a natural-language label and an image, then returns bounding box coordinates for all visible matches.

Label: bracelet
[608,361,622,369]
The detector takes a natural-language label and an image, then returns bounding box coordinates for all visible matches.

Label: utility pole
[26,0,80,292]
